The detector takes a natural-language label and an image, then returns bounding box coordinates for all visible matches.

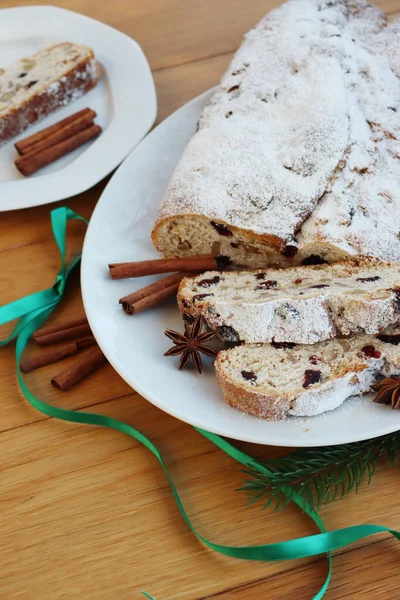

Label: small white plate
[0,6,156,211]
[81,89,400,447]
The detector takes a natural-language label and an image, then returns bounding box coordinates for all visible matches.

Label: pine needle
[239,432,400,512]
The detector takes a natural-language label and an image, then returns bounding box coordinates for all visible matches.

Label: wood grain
[1,1,400,599]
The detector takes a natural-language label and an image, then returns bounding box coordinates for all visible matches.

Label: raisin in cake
[0,43,98,145]
[215,333,400,420]
[152,0,400,267]
[178,259,400,344]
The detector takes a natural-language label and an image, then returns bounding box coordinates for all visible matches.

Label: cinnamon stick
[119,272,194,314]
[109,255,230,279]
[123,283,179,315]
[17,110,96,156]
[15,124,102,177]
[15,108,94,154]
[20,338,95,373]
[34,317,91,346]
[51,346,107,391]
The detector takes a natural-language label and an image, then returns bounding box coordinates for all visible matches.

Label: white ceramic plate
[81,89,400,447]
[0,6,156,211]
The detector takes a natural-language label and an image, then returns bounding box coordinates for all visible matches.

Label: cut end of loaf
[152,214,370,269]
[152,215,299,268]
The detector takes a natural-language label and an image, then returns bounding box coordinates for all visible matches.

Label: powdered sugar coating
[178,259,400,344]
[298,16,400,262]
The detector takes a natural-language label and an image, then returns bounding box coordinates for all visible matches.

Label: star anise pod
[164,316,218,374]
[373,376,400,409]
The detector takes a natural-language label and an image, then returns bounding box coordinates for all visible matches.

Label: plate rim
[81,87,400,447]
[0,5,157,211]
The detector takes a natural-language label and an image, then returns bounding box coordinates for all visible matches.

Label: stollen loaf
[152,0,400,267]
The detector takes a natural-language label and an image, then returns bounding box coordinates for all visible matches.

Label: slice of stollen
[178,259,400,344]
[0,43,98,145]
[215,333,400,420]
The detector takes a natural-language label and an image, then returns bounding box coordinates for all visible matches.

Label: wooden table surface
[1,1,400,598]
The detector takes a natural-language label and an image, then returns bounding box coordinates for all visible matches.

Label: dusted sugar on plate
[152,0,400,267]
[215,333,400,420]
[178,259,400,344]
[0,42,98,145]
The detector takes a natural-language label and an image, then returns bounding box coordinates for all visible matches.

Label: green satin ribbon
[1,206,400,600]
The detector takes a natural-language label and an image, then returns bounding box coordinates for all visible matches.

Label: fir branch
[240,432,400,512]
